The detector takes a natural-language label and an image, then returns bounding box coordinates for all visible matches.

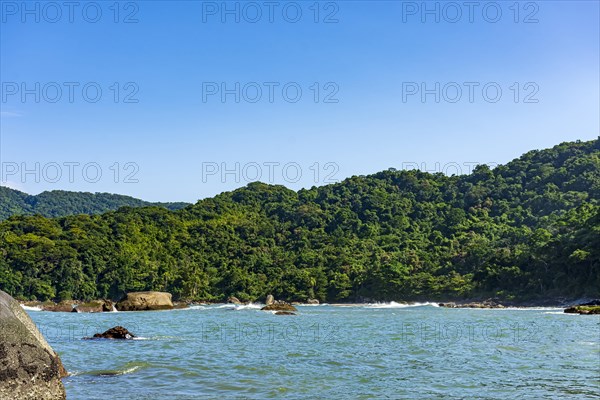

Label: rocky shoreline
[20,291,187,313]
[17,294,600,314]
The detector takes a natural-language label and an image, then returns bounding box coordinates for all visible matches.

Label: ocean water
[25,303,600,399]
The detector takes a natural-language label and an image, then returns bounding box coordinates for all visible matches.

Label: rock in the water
[73,300,114,313]
[91,326,135,339]
[439,299,504,309]
[43,300,76,312]
[564,305,600,315]
[227,296,242,305]
[103,300,116,312]
[0,290,67,400]
[438,302,457,308]
[116,291,173,311]
[275,311,297,315]
[265,294,275,306]
[261,303,298,312]
[307,298,320,305]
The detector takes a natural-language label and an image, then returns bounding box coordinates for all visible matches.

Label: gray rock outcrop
[0,290,67,399]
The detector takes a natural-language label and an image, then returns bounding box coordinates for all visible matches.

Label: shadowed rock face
[91,326,136,339]
[116,291,174,311]
[0,290,67,400]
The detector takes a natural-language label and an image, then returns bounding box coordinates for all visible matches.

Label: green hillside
[0,139,598,302]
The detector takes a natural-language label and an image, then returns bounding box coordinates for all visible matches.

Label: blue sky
[1,0,598,202]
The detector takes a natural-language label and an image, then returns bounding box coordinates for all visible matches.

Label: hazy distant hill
[0,188,189,220]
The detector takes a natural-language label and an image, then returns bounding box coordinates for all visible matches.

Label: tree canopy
[1,139,598,303]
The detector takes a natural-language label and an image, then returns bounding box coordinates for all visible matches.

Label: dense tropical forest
[0,188,189,220]
[0,139,598,303]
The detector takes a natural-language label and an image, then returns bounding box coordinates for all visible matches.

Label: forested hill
[0,188,190,220]
[0,139,598,303]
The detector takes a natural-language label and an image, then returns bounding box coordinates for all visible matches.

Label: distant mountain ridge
[0,188,190,220]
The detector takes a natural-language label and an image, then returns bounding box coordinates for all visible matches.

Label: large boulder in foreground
[0,290,67,399]
[116,291,174,311]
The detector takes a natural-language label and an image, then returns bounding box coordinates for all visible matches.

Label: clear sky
[1,0,598,203]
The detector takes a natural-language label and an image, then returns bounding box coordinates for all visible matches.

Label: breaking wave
[20,304,43,311]
[365,301,440,309]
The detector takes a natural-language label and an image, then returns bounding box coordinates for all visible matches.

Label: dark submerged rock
[90,326,136,340]
[0,290,67,399]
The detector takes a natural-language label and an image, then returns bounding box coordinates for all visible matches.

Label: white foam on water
[211,303,263,311]
[366,301,440,309]
[20,304,42,311]
[80,363,148,377]
[214,304,235,309]
[470,307,564,311]
[96,365,142,376]
[120,366,140,374]
[171,305,206,312]
[233,302,262,311]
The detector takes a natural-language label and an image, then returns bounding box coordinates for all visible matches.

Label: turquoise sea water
[26,303,600,399]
